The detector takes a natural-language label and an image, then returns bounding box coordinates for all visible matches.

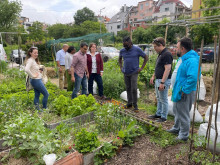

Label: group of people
[56,43,105,99]
[24,36,199,142]
[119,36,199,142]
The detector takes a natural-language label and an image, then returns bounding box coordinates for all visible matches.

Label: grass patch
[149,128,178,148]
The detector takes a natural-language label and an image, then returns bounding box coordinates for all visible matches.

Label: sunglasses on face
[153,39,162,45]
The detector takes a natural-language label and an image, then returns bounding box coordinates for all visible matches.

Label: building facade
[152,0,191,22]
[106,5,132,35]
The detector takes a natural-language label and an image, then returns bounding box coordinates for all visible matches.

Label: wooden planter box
[41,112,95,129]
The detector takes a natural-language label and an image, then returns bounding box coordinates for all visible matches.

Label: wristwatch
[160,82,165,84]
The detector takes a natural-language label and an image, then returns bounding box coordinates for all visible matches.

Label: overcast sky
[18,0,193,25]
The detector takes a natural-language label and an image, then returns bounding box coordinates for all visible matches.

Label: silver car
[10,49,26,64]
[98,47,119,62]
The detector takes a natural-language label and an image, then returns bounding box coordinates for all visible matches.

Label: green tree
[189,0,220,47]
[115,30,130,43]
[47,23,69,39]
[132,18,186,44]
[203,0,220,16]
[27,21,47,41]
[81,20,106,33]
[132,27,146,44]
[74,7,98,25]
[0,0,22,31]
[63,21,107,38]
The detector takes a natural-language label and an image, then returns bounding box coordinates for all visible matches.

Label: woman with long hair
[87,43,106,99]
[25,47,49,111]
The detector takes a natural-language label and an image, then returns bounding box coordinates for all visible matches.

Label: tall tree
[27,21,47,41]
[189,0,220,47]
[74,7,98,25]
[0,0,22,31]
[115,30,130,42]
[47,23,69,39]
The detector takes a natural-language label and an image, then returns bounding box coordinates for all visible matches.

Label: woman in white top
[25,47,49,111]
[65,46,76,91]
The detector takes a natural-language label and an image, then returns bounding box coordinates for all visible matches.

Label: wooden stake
[164,24,168,46]
[212,30,220,162]
[189,38,204,162]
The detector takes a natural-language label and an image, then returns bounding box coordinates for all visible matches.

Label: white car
[98,47,119,62]
[0,44,7,62]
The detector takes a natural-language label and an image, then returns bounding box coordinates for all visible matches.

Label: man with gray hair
[56,44,69,89]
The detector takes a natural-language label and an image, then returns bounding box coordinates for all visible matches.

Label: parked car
[196,47,218,62]
[10,49,26,64]
[134,44,154,56]
[0,44,7,62]
[97,47,119,62]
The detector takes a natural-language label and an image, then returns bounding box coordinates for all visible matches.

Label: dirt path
[105,135,189,165]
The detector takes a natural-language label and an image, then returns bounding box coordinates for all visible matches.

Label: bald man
[56,44,69,89]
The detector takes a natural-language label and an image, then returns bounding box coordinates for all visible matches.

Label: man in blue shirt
[119,37,148,112]
[56,44,69,89]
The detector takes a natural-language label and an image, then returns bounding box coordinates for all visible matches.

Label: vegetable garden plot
[54,103,147,165]
[38,94,99,129]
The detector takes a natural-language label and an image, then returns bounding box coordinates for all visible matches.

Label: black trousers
[124,72,138,106]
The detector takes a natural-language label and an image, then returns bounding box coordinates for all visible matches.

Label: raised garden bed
[39,111,95,129]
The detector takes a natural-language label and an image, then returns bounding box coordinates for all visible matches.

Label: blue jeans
[30,79,49,109]
[155,79,171,119]
[71,73,87,99]
[88,73,103,97]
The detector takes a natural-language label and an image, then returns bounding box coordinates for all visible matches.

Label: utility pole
[99,7,105,34]
[130,21,133,41]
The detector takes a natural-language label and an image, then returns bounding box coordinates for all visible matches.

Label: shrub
[0,61,8,73]
[103,59,125,99]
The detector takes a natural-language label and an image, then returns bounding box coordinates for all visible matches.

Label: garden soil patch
[105,135,189,165]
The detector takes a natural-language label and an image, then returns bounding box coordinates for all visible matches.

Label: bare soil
[105,135,189,165]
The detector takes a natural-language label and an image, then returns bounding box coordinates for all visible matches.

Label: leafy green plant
[138,54,157,87]
[52,94,99,119]
[95,103,133,134]
[2,112,61,165]
[102,59,125,99]
[0,61,8,72]
[112,137,123,147]
[118,121,145,146]
[74,128,100,153]
[191,151,220,165]
[94,142,118,165]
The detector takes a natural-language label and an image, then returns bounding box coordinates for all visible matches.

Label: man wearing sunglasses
[148,37,173,122]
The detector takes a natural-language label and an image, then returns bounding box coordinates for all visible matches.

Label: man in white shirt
[65,46,76,91]
[56,44,69,89]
